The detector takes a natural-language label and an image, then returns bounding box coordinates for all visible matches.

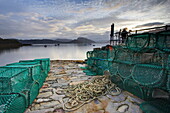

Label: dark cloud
[135,22,165,28]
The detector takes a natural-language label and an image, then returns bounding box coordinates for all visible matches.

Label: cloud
[0,0,169,40]
[135,22,165,28]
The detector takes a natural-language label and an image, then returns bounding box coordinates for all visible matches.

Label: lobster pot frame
[5,64,43,88]
[0,67,31,94]
[123,78,144,99]
[114,47,134,63]
[126,33,156,52]
[132,64,166,87]
[111,74,124,89]
[0,93,27,113]
[156,30,170,52]
[117,63,134,79]
[108,61,118,76]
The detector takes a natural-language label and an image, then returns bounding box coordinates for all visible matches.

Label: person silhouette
[121,28,128,43]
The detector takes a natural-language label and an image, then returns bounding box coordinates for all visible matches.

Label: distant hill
[18,37,95,44]
[19,39,61,44]
[55,38,72,43]
[0,38,23,49]
[70,37,95,43]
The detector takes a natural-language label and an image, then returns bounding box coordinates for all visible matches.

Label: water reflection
[0,43,108,66]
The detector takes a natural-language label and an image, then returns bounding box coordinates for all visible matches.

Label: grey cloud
[135,22,165,28]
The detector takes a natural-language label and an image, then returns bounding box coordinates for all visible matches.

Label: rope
[58,75,122,111]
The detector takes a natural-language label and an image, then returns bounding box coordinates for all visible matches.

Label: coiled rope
[59,75,121,111]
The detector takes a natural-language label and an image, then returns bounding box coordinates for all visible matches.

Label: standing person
[121,28,128,43]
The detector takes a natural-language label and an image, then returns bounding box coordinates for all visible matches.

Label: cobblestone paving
[25,60,144,113]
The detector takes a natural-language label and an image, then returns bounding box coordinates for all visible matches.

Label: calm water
[0,43,108,66]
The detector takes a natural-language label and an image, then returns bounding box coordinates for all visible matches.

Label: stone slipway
[25,60,144,113]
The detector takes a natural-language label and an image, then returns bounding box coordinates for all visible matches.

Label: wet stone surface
[25,60,143,113]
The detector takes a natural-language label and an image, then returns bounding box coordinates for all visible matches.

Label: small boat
[44,45,47,47]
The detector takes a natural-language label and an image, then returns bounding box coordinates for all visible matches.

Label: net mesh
[6,94,27,113]
[110,74,124,89]
[140,99,170,113]
[0,94,27,113]
[118,63,133,78]
[156,30,170,52]
[126,33,156,51]
[132,64,165,86]
[123,78,144,99]
[108,62,118,76]
[0,68,30,94]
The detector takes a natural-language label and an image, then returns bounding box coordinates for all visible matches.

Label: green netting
[26,81,40,105]
[148,50,167,66]
[0,94,17,112]
[0,94,27,113]
[0,67,26,77]
[114,47,133,63]
[110,74,124,89]
[108,61,118,76]
[123,78,144,99]
[86,51,93,58]
[156,30,170,52]
[5,93,27,113]
[96,67,104,75]
[167,75,170,91]
[5,64,42,82]
[167,55,170,71]
[108,47,115,61]
[132,64,165,87]
[98,50,108,59]
[0,67,31,94]
[118,63,134,78]
[92,48,101,58]
[20,58,50,74]
[97,59,108,69]
[7,61,40,66]
[34,58,50,73]
[140,99,170,113]
[126,33,156,51]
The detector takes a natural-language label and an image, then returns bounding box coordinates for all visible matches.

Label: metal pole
[110,23,114,45]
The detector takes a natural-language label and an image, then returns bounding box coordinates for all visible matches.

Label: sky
[0,0,169,41]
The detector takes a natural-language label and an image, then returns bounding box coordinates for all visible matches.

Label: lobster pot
[96,67,104,75]
[20,58,50,75]
[5,64,43,88]
[97,59,108,69]
[98,50,108,59]
[92,48,101,58]
[140,99,170,113]
[126,33,156,52]
[118,63,134,79]
[123,78,144,99]
[114,47,133,63]
[108,46,115,61]
[167,54,170,71]
[86,51,93,59]
[132,64,165,87]
[0,67,31,94]
[87,58,95,68]
[110,74,124,89]
[133,50,167,66]
[167,75,170,92]
[108,61,118,76]
[0,93,27,113]
[25,81,40,105]
[156,30,170,52]
[34,58,50,74]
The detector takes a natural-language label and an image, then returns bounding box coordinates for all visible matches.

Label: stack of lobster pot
[0,58,50,113]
